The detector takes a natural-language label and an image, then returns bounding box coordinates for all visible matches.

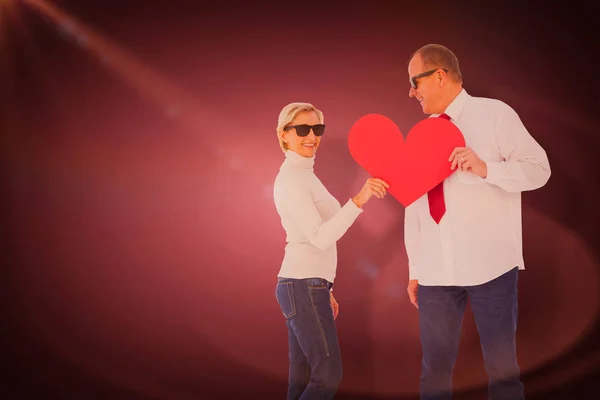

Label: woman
[273,102,388,399]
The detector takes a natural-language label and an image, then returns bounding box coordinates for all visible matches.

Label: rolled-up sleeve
[484,106,551,192]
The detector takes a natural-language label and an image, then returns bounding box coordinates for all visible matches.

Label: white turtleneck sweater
[273,150,363,283]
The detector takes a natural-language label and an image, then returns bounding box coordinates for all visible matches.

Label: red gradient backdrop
[3,1,599,399]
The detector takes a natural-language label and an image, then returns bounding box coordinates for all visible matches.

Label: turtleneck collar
[284,149,315,170]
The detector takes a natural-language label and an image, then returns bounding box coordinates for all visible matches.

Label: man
[403,44,551,400]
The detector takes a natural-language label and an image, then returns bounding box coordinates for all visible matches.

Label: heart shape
[348,114,465,207]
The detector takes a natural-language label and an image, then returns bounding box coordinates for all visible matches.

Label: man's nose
[409,86,417,97]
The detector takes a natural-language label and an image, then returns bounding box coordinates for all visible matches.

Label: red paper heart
[348,114,465,207]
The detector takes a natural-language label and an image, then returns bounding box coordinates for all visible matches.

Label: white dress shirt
[273,150,363,283]
[404,89,551,286]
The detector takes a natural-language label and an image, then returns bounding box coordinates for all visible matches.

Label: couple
[272,44,551,400]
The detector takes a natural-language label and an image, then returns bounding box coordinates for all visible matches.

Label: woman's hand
[330,291,339,320]
[352,177,389,208]
[407,279,419,309]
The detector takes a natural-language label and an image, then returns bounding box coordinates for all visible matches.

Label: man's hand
[407,279,419,309]
[449,147,487,178]
[330,291,339,320]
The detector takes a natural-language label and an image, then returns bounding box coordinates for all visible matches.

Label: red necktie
[428,113,451,224]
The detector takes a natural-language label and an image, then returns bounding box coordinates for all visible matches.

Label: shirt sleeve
[404,202,420,280]
[484,106,551,192]
[277,176,363,251]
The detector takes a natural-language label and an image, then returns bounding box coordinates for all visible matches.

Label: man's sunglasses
[284,124,326,137]
[410,68,449,89]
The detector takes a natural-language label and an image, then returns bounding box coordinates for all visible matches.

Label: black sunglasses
[284,124,326,137]
[410,68,449,89]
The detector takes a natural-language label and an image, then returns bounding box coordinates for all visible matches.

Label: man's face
[407,54,444,114]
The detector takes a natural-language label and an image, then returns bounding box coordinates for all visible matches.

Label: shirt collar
[433,88,470,121]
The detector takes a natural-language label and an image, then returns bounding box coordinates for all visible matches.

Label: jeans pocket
[275,282,296,319]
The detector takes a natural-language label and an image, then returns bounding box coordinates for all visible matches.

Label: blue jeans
[418,267,524,400]
[275,277,342,400]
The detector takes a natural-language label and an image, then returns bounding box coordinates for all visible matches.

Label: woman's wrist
[352,196,363,208]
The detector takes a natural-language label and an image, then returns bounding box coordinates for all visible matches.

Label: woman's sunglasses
[284,124,326,137]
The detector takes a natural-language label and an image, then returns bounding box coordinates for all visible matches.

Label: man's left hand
[330,291,339,320]
[449,147,487,178]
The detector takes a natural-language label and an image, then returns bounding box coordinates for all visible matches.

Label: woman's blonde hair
[276,102,324,153]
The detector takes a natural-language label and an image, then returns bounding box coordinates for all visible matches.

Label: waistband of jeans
[278,277,332,290]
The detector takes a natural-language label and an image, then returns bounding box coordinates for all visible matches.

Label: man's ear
[437,70,447,87]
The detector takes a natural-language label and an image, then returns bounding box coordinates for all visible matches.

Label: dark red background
[3,1,599,399]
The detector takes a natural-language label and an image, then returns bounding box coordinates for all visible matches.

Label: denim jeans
[275,277,342,400]
[418,267,524,400]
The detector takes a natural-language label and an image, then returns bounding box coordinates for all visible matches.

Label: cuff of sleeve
[345,198,364,214]
[483,161,503,185]
[408,265,418,281]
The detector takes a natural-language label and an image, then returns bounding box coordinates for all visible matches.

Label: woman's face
[281,111,323,158]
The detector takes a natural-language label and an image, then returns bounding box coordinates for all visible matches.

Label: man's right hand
[407,279,419,309]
